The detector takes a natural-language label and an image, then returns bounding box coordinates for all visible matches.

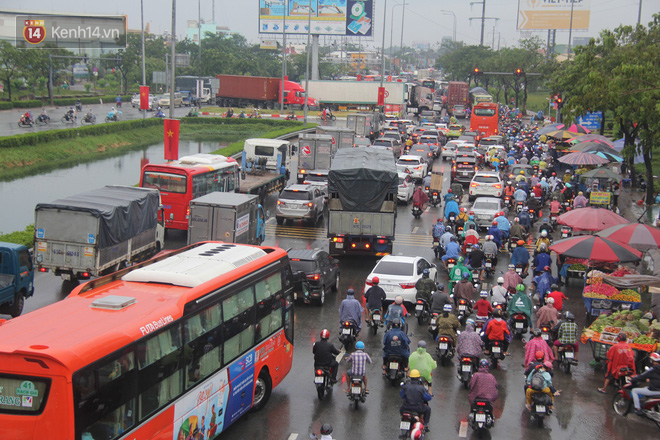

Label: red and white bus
[469,102,499,138]
[0,242,294,440]
[140,154,240,231]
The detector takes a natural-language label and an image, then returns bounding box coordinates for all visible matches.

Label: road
[11,139,655,440]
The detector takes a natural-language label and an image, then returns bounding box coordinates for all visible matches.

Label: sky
[16,0,657,50]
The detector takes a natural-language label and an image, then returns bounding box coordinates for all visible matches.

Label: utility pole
[567,0,575,60]
[379,0,387,93]
[141,0,146,119]
[304,2,311,126]
[469,2,497,47]
[169,0,176,119]
[280,11,287,112]
[198,0,202,109]
[637,0,643,25]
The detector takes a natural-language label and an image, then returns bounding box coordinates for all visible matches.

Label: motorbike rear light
[462,358,471,362]
[439,337,448,342]
[344,321,351,327]
[459,299,466,304]
[400,283,416,289]
[417,300,423,304]
[316,369,323,376]
[333,237,344,243]
[477,401,486,406]
[514,315,525,320]
[39,267,47,272]
[542,327,549,332]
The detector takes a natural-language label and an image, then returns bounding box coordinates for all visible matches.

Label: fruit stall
[582,266,643,322]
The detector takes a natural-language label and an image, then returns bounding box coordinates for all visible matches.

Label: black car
[452,156,479,184]
[288,249,339,306]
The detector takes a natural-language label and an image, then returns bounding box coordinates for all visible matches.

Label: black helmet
[391,318,401,328]
[564,311,575,321]
[320,424,333,435]
[533,328,542,337]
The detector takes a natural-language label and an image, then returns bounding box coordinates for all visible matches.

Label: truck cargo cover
[35,186,159,247]
[328,147,398,212]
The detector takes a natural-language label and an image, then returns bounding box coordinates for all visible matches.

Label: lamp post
[567,0,575,59]
[140,0,146,119]
[304,1,312,125]
[379,0,387,98]
[440,10,457,42]
[389,2,406,75]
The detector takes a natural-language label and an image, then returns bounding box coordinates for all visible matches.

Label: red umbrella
[597,223,660,251]
[557,207,629,232]
[567,123,591,134]
[550,236,642,263]
[558,151,609,165]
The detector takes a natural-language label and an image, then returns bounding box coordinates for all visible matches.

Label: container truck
[447,81,469,114]
[327,147,398,256]
[296,134,335,193]
[239,138,297,202]
[215,75,317,109]
[307,80,406,111]
[316,126,356,150]
[346,112,382,141]
[34,186,164,281]
[188,193,266,245]
[0,242,34,318]
[406,85,435,114]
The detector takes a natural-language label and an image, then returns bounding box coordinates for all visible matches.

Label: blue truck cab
[0,242,35,318]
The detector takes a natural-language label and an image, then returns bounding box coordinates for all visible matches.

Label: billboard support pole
[169,0,176,120]
[280,10,287,113]
[304,2,311,126]
[567,0,575,59]
[379,0,388,112]
[312,35,319,80]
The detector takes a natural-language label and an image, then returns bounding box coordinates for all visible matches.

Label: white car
[396,155,428,180]
[469,171,503,200]
[442,140,468,161]
[131,93,157,110]
[397,172,415,203]
[364,255,438,304]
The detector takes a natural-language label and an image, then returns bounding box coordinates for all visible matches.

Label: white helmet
[497,277,504,284]
[541,230,548,237]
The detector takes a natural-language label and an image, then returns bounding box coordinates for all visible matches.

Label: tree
[0,42,24,101]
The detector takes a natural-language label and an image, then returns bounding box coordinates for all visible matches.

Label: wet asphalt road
[4,118,657,439]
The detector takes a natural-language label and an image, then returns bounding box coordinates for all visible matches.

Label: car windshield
[280,190,311,200]
[374,261,414,276]
[399,158,421,165]
[420,137,437,143]
[473,201,500,210]
[290,260,317,272]
[449,125,462,130]
[303,175,327,183]
[474,175,500,183]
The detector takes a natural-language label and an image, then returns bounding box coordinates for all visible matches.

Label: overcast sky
[21,0,655,49]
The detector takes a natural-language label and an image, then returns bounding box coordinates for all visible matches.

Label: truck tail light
[378,239,386,244]
[351,243,357,248]
[365,243,370,249]
[307,273,320,281]
[333,237,344,243]
[39,267,48,272]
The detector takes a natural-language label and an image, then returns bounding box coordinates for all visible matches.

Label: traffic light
[556,94,563,108]
[473,67,482,75]
[513,68,524,78]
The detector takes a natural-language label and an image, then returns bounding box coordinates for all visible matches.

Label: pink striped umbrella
[558,151,609,165]
[597,223,660,251]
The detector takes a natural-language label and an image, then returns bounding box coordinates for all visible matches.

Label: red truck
[447,81,469,115]
[216,75,317,110]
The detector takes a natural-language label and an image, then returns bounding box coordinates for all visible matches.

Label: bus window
[184,304,222,388]
[255,273,284,341]
[0,375,50,414]
[136,325,182,420]
[142,172,186,193]
[473,108,496,116]
[223,287,255,364]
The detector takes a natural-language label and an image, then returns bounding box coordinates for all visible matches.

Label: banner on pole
[140,85,150,110]
[164,119,180,161]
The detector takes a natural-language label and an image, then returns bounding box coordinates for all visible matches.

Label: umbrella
[579,167,622,182]
[546,129,582,140]
[573,141,620,155]
[569,134,615,147]
[558,151,609,165]
[593,151,623,163]
[549,235,642,263]
[557,207,629,232]
[598,223,660,251]
[537,123,565,135]
[566,123,591,134]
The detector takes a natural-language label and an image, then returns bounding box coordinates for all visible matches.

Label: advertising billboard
[259,0,374,36]
[517,0,591,31]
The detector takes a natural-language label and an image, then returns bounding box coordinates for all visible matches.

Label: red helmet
[448,188,453,193]
[469,211,474,215]
[535,350,545,360]
[536,183,541,187]
[460,207,466,212]
[492,220,498,225]
[320,329,330,340]
[552,172,556,176]
[372,276,379,284]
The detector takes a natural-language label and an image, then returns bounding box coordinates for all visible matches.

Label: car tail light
[494,183,502,189]
[365,279,373,286]
[333,237,344,243]
[400,283,416,289]
[470,182,478,187]
[307,202,313,207]
[307,273,320,281]
[277,200,282,205]
[475,166,479,171]
[300,169,306,174]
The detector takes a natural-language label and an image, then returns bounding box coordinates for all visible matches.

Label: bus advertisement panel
[470,102,499,138]
[0,242,294,440]
[140,154,240,230]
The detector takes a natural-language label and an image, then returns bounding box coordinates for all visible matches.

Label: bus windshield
[142,171,187,193]
[473,108,496,116]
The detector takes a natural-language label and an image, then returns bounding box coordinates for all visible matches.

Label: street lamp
[379,0,387,94]
[389,2,406,75]
[440,10,457,42]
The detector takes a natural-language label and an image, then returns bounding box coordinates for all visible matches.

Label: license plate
[536,405,546,413]
[515,323,524,329]
[342,328,351,335]
[492,346,501,353]
[289,203,300,209]
[565,351,574,359]
[433,242,439,247]
[61,273,71,281]
[459,305,466,311]
[448,264,455,269]
[439,343,448,349]
[462,365,472,372]
[314,376,324,384]
[476,413,486,422]
[516,268,522,274]
[351,386,362,394]
[485,262,492,268]
[336,242,343,249]
[373,315,381,322]
[389,362,399,369]
[416,305,424,311]
[511,243,517,248]
[294,292,298,300]
[562,233,568,238]
[400,421,411,430]
[431,325,437,331]
[542,334,549,340]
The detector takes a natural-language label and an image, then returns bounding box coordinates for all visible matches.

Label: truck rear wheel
[10,293,24,318]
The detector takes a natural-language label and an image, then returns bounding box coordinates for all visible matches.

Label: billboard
[517,0,591,31]
[259,0,374,36]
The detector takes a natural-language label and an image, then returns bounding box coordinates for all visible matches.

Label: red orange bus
[140,154,240,231]
[0,242,294,440]
[469,102,499,138]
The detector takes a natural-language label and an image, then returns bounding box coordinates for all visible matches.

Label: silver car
[471,197,507,230]
[276,184,325,226]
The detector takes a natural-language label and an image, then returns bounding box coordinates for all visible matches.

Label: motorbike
[483,256,495,277]
[75,102,83,112]
[456,298,473,325]
[314,366,334,400]
[560,226,572,239]
[549,212,560,227]
[319,110,336,122]
[471,270,481,292]
[412,203,423,219]
[187,109,199,117]
[511,312,529,340]
[338,320,358,350]
[368,308,382,335]
[503,195,512,209]
[428,313,440,340]
[515,263,527,278]
[528,208,538,225]
[400,411,426,439]
[446,212,457,229]
[436,334,455,366]
[105,111,121,123]
[516,201,524,214]
[153,111,165,118]
[612,366,635,391]
[430,190,440,207]
[81,114,96,125]
[17,115,33,128]
[540,325,554,346]
[529,391,554,428]
[347,376,367,409]
[468,398,495,436]
[487,339,505,369]
[35,114,50,126]
[285,112,297,121]
[561,200,572,213]
[61,112,77,124]
[556,344,578,373]
[613,384,660,428]
[415,298,431,325]
[432,237,441,259]
[446,257,457,272]
[458,355,480,389]
[385,354,407,386]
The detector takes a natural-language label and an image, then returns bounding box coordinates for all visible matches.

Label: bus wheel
[252,370,272,412]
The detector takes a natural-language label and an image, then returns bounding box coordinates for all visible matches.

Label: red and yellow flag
[140,85,150,110]
[163,118,180,161]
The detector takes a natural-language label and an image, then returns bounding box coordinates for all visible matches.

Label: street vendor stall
[582,267,644,322]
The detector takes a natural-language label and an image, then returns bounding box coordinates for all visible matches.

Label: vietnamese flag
[163,118,180,161]
[140,85,149,110]
[377,86,385,106]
